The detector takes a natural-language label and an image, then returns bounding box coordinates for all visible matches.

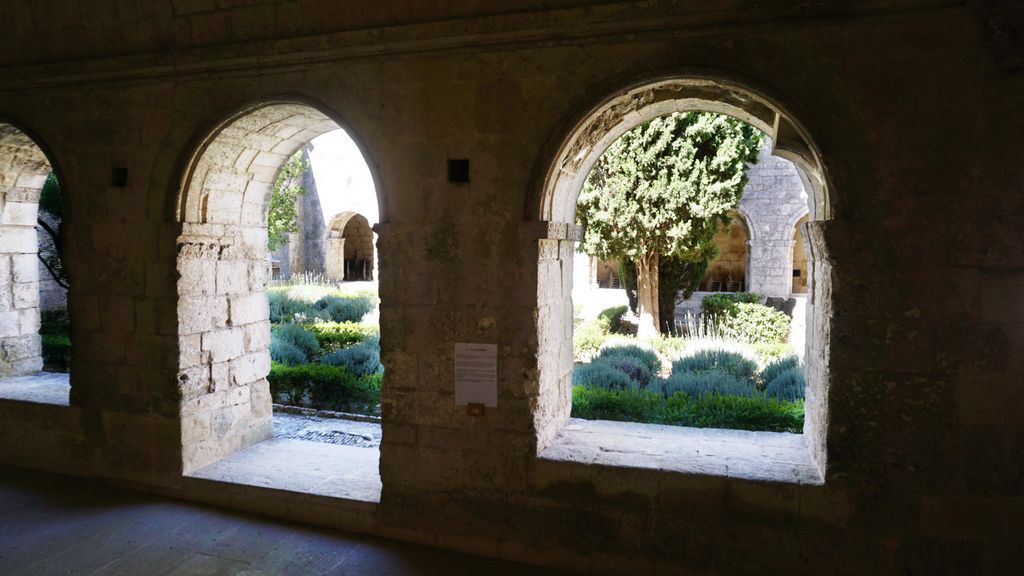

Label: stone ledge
[538,418,823,485]
[185,438,382,502]
[0,372,70,406]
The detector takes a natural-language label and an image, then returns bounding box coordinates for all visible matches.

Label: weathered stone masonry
[0,2,1021,575]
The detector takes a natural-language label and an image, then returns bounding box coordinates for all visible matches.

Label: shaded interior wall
[0,2,1020,575]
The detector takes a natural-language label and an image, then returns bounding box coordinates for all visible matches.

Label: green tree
[267,151,311,252]
[577,112,763,339]
[37,172,68,289]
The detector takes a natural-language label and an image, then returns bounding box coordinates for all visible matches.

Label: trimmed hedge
[307,321,378,351]
[571,385,803,433]
[269,362,381,412]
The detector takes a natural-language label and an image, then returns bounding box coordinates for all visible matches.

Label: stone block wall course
[0,2,1020,574]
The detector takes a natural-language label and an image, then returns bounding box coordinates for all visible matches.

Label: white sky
[307,129,378,225]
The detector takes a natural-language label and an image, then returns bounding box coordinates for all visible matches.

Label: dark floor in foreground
[0,464,578,576]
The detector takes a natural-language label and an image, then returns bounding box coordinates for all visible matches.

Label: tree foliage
[267,151,311,252]
[37,172,68,289]
[578,112,763,337]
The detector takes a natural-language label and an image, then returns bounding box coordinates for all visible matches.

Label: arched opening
[704,210,750,292]
[0,122,70,406]
[792,214,810,295]
[325,212,375,282]
[534,78,832,480]
[176,103,383,502]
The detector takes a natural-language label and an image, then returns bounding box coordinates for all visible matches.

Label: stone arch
[705,210,751,291]
[0,121,62,379]
[325,211,375,281]
[734,205,758,242]
[532,75,833,473]
[174,101,381,473]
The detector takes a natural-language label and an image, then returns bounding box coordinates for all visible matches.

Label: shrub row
[700,292,790,345]
[268,288,376,324]
[307,321,379,351]
[572,342,662,389]
[571,385,804,433]
[269,322,380,365]
[268,362,381,413]
[321,336,383,377]
[573,347,807,406]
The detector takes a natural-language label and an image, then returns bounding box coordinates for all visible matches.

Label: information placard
[454,343,497,407]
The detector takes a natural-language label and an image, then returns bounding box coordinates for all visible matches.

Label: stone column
[746,239,795,299]
[325,236,345,280]
[0,197,43,377]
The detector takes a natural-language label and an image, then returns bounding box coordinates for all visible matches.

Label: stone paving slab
[539,418,822,484]
[0,372,70,406]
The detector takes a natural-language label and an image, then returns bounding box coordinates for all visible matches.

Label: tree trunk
[635,251,660,340]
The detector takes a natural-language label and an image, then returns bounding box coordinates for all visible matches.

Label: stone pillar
[325,236,345,280]
[746,239,795,299]
[0,196,43,377]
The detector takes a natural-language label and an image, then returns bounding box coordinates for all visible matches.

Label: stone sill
[538,418,823,485]
[0,372,70,406]
[185,438,382,503]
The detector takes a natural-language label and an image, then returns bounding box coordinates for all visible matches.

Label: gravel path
[273,412,381,448]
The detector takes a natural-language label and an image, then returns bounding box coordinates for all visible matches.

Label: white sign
[454,343,497,407]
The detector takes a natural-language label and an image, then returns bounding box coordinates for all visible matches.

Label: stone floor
[0,464,579,576]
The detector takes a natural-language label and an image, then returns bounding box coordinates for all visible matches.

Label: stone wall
[296,148,326,275]
[0,2,1021,574]
[739,138,809,298]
